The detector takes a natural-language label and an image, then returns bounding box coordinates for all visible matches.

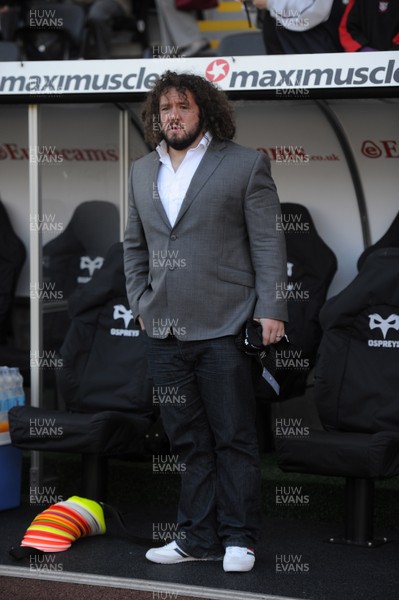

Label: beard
[161,116,204,151]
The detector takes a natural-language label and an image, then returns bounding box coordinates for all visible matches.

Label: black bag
[8,243,155,456]
[235,319,294,399]
[314,248,399,433]
[8,405,150,455]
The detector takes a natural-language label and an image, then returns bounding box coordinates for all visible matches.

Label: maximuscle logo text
[207,60,399,88]
[1,60,399,95]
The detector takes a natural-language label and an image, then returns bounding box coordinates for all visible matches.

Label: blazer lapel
[173,138,226,228]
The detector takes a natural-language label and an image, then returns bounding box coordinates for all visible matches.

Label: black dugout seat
[275,248,399,546]
[0,200,29,381]
[0,200,26,344]
[276,203,337,398]
[247,203,336,451]
[217,31,265,56]
[357,210,399,270]
[9,243,156,500]
[42,200,120,353]
[43,200,119,299]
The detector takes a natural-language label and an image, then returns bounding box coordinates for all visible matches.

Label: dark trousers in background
[146,334,262,558]
[85,0,125,58]
[0,7,20,41]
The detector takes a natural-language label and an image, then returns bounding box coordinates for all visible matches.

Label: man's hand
[137,316,145,331]
[254,318,285,345]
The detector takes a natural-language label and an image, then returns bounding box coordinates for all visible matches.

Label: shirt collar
[156,131,212,159]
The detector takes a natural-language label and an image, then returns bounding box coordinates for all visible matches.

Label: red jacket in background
[339,0,399,51]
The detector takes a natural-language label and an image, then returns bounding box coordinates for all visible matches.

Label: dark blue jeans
[146,335,262,558]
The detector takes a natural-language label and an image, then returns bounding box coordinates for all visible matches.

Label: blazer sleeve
[123,162,150,320]
[244,152,288,322]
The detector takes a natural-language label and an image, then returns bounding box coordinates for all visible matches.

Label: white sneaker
[145,540,216,564]
[223,546,255,572]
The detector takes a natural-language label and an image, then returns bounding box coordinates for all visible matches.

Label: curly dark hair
[141,70,235,148]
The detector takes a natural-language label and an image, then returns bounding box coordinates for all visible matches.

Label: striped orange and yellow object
[20,496,106,553]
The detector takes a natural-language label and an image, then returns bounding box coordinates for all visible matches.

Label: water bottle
[0,366,9,432]
[13,367,25,407]
[0,367,25,434]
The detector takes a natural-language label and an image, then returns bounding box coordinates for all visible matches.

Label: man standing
[124,71,287,572]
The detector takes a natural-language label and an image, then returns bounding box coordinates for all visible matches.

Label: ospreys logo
[113,304,133,328]
[77,256,104,283]
[368,313,399,348]
[111,304,139,337]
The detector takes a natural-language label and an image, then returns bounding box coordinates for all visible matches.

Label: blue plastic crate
[0,444,22,511]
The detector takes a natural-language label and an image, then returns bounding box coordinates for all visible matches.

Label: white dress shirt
[155,132,212,227]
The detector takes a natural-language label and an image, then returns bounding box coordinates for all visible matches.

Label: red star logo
[205,59,230,83]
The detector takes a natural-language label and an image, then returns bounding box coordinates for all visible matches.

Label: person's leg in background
[154,0,209,57]
[86,0,126,58]
[0,6,20,42]
[261,10,285,54]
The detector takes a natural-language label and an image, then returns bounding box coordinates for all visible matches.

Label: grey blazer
[123,137,288,340]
